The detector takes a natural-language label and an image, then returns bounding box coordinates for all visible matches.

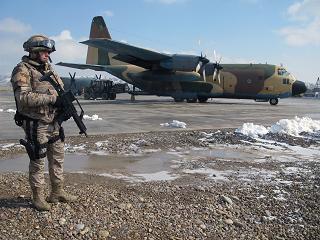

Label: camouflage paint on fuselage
[100,63,294,100]
[57,16,307,104]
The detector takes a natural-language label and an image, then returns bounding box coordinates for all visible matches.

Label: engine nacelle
[159,54,200,72]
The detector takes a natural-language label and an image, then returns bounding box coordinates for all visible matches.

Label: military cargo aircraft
[57,16,307,105]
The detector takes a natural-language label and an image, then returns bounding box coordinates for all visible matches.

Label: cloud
[145,0,187,4]
[50,30,87,63]
[279,0,320,46]
[279,19,320,46]
[103,10,114,17]
[0,18,31,34]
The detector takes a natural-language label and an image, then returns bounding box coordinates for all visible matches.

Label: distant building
[304,77,320,98]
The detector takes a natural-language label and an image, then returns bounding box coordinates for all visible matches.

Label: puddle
[1,143,318,182]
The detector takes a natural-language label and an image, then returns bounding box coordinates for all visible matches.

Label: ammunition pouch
[14,112,24,127]
[59,127,65,142]
[20,139,36,161]
[14,112,37,127]
[20,139,47,161]
[20,131,63,161]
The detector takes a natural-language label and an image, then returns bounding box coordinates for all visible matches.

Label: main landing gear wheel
[269,98,279,105]
[198,97,208,103]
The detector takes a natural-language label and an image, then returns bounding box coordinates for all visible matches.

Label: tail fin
[86,16,111,65]
[86,16,128,66]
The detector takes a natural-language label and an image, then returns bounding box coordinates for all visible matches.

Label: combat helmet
[23,35,56,53]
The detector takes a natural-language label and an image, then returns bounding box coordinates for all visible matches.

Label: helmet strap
[29,51,39,60]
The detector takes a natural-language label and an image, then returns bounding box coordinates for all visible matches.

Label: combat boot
[31,187,51,211]
[47,183,77,203]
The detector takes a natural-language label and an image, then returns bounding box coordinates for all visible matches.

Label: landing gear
[269,98,279,105]
[186,98,197,103]
[198,97,208,103]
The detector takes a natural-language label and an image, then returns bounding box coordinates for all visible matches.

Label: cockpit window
[278,68,290,76]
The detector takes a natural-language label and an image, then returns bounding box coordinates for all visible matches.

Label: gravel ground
[0,129,319,239]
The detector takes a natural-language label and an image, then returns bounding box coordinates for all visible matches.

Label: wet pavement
[0,92,319,140]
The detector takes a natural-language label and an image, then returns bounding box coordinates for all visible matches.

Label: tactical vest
[11,56,64,123]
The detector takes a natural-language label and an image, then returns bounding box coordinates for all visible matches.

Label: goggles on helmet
[26,39,56,52]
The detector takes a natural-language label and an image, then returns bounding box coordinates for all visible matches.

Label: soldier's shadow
[0,197,32,209]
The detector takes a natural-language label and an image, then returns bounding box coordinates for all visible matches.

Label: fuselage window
[278,68,290,76]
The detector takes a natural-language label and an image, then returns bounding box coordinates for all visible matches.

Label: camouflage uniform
[11,35,76,211]
[11,56,64,189]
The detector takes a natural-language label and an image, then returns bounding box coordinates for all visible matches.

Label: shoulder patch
[11,63,31,87]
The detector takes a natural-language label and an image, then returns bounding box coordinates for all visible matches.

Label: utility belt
[15,111,65,161]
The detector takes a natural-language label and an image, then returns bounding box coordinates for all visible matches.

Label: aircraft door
[222,72,237,96]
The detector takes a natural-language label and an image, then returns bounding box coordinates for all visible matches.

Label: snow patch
[0,143,18,150]
[160,120,187,128]
[95,140,109,148]
[83,114,102,121]
[96,173,137,182]
[65,144,86,153]
[133,171,178,182]
[98,171,178,182]
[183,168,229,181]
[270,116,320,136]
[0,108,16,113]
[236,116,320,137]
[135,139,148,146]
[5,109,16,113]
[128,144,140,153]
[235,123,269,138]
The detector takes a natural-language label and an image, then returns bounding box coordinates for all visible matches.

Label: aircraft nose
[292,80,307,96]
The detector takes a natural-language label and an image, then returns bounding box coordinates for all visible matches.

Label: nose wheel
[269,98,279,105]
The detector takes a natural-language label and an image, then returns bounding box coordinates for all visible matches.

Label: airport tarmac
[0,92,319,140]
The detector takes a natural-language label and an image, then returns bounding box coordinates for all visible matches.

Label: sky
[0,0,319,84]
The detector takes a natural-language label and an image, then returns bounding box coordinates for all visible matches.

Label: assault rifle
[40,71,88,137]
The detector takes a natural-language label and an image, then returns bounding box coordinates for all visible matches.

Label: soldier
[11,35,77,211]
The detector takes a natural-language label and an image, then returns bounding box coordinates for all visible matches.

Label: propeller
[69,72,77,92]
[212,62,223,84]
[195,50,223,84]
[212,51,223,84]
[195,52,209,73]
[69,72,76,79]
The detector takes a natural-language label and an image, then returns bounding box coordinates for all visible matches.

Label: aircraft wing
[81,39,170,63]
[56,62,108,71]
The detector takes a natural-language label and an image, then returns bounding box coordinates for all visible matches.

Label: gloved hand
[61,112,72,121]
[53,95,63,108]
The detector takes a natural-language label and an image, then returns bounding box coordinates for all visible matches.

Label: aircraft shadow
[80,99,265,106]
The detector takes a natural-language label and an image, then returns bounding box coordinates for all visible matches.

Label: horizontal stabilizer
[56,62,132,82]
